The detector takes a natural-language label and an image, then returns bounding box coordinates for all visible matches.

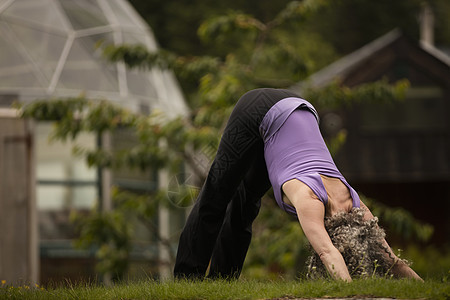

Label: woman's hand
[360,200,424,281]
[318,246,352,281]
[391,257,424,281]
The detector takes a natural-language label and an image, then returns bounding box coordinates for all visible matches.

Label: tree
[129,0,450,57]
[128,0,294,55]
[20,0,433,280]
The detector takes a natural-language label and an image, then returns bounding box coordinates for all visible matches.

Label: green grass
[1,278,449,300]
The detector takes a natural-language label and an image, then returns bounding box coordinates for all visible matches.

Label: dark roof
[291,28,450,92]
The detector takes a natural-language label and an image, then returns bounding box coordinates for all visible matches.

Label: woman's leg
[207,145,271,279]
[174,88,299,279]
[174,103,263,278]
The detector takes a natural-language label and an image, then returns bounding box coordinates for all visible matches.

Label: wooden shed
[0,109,38,285]
[292,29,450,244]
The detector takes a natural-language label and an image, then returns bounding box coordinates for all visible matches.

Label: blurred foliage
[402,244,450,280]
[242,195,310,280]
[129,0,450,57]
[19,0,441,280]
[299,0,450,54]
[69,184,198,281]
[71,208,131,281]
[362,196,434,243]
[302,78,410,110]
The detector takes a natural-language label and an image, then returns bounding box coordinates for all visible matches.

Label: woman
[174,88,422,281]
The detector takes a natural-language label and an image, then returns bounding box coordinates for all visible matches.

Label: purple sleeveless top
[260,97,360,216]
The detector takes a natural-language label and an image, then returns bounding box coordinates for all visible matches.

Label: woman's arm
[359,200,423,281]
[283,180,351,281]
[297,199,352,281]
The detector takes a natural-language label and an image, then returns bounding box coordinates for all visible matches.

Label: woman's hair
[306,207,406,279]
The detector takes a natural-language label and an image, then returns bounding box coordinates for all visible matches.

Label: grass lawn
[1,278,449,300]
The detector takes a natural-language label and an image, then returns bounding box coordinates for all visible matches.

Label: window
[36,122,97,239]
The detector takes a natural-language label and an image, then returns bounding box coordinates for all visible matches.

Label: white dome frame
[0,0,187,116]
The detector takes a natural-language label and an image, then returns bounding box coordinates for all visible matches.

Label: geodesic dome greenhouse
[0,0,187,116]
[0,0,189,283]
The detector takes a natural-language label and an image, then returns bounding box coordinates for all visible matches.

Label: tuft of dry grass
[307,208,406,279]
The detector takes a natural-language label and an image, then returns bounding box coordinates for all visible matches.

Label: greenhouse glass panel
[0,23,30,68]
[36,122,97,211]
[122,30,157,51]
[71,185,97,209]
[37,184,97,211]
[37,161,66,182]
[127,69,158,99]
[82,31,115,50]
[111,127,158,191]
[58,35,118,92]
[0,70,42,88]
[37,156,96,182]
[37,185,67,211]
[0,27,42,88]
[2,0,69,33]
[59,0,108,30]
[36,123,97,182]
[8,22,66,81]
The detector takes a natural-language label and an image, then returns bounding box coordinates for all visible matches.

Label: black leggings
[174,88,300,279]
